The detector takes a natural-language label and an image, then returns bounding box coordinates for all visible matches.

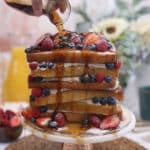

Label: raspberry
[114,60,122,69]
[32,88,42,97]
[29,62,38,70]
[88,115,101,128]
[54,112,66,128]
[95,39,108,52]
[41,37,54,51]
[96,73,105,83]
[31,108,41,119]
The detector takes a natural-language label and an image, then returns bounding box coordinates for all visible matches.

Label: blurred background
[0,0,150,119]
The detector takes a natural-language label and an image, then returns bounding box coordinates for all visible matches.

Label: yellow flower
[90,18,129,40]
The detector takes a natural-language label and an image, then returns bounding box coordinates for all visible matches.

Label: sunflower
[90,18,129,41]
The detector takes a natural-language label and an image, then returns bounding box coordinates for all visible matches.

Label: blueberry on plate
[48,121,58,129]
[105,63,114,69]
[42,88,51,96]
[107,97,116,105]
[92,97,99,104]
[31,117,36,123]
[40,106,48,113]
[104,76,112,83]
[99,97,107,105]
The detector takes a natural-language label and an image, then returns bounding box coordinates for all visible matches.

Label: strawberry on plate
[100,116,120,130]
[36,117,51,128]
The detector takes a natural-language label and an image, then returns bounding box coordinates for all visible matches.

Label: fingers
[32,0,43,16]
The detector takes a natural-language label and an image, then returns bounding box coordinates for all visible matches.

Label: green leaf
[136,7,150,15]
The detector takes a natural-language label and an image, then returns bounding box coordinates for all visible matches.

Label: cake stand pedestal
[24,106,136,149]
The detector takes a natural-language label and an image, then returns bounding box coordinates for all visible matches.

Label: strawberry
[5,110,16,119]
[54,112,66,128]
[22,110,32,120]
[100,116,120,130]
[114,60,122,69]
[36,117,51,128]
[83,33,99,46]
[29,62,38,70]
[96,73,105,83]
[88,115,101,128]
[10,116,21,128]
[32,88,42,97]
[40,37,54,51]
[95,39,108,52]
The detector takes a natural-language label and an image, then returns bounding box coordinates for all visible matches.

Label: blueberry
[99,97,107,105]
[89,74,96,83]
[105,63,115,69]
[33,77,43,82]
[87,44,96,50]
[40,106,48,113]
[107,97,116,105]
[48,121,58,129]
[30,95,35,101]
[39,62,47,68]
[61,36,68,41]
[92,97,99,104]
[55,45,63,49]
[82,119,89,127]
[107,43,113,49]
[48,62,54,69]
[76,44,83,50]
[105,76,112,83]
[31,117,36,123]
[42,88,51,96]
[25,47,32,53]
[68,42,75,48]
[79,75,90,83]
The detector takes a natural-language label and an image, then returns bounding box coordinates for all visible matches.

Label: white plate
[24,106,136,144]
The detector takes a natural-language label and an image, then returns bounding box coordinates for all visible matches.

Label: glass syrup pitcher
[5,0,71,25]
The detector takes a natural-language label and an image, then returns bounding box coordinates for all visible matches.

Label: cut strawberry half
[22,110,32,120]
[83,33,100,46]
[100,116,120,130]
[10,116,21,128]
[36,117,51,128]
[31,108,41,118]
[95,39,108,52]
[114,60,122,69]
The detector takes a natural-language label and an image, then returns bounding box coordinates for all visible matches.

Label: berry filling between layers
[22,108,121,131]
[25,32,116,54]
